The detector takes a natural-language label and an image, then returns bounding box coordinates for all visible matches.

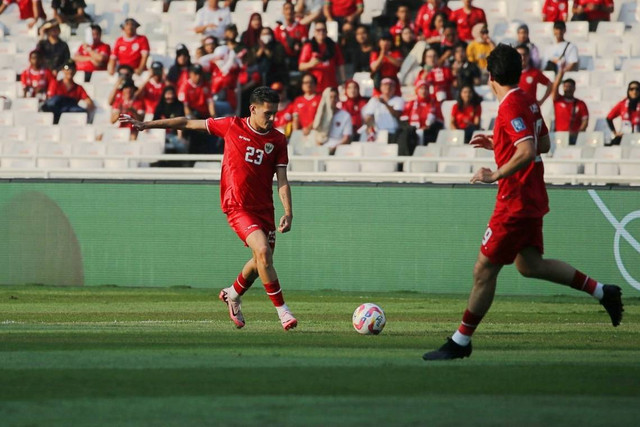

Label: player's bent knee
[253,245,273,269]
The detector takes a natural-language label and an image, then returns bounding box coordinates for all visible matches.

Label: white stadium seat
[546,147,583,179]
[409,144,441,173]
[438,145,475,174]
[360,143,398,173]
[596,21,625,38]
[585,146,622,176]
[0,110,13,126]
[58,112,88,126]
[14,112,54,126]
[325,144,362,173]
[104,142,140,168]
[620,147,640,176]
[435,129,465,146]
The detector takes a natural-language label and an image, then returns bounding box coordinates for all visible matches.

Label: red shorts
[480,213,544,265]
[226,209,276,249]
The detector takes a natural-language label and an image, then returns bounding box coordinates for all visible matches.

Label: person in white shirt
[544,20,578,73]
[194,0,232,40]
[313,87,352,153]
[361,77,405,137]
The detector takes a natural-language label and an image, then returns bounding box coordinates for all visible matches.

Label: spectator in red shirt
[72,24,110,80]
[551,65,589,145]
[323,0,363,31]
[20,49,53,100]
[402,80,444,145]
[415,46,454,102]
[390,4,415,48]
[517,44,552,105]
[370,34,403,96]
[424,11,448,45]
[542,0,569,22]
[107,64,134,106]
[273,1,308,70]
[0,0,46,29]
[450,84,482,143]
[290,73,322,135]
[178,64,215,118]
[607,81,640,144]
[572,0,614,31]
[339,79,368,133]
[111,79,145,139]
[42,60,94,123]
[415,0,451,40]
[135,61,167,115]
[298,20,345,92]
[449,0,487,43]
[108,18,150,76]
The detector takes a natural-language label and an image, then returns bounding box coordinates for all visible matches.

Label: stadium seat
[193,161,222,170]
[440,100,456,129]
[102,127,131,142]
[576,131,605,149]
[360,143,398,173]
[566,21,589,41]
[361,0,385,25]
[0,81,16,98]
[0,41,17,55]
[14,112,54,126]
[564,71,590,87]
[61,125,96,143]
[0,69,16,83]
[408,144,440,173]
[591,71,625,88]
[325,144,362,173]
[36,142,71,168]
[351,72,374,98]
[131,0,163,14]
[591,56,615,72]
[69,142,105,169]
[549,131,571,155]
[596,21,625,38]
[1,157,36,168]
[104,142,140,168]
[508,0,541,21]
[585,146,622,176]
[58,112,88,126]
[289,145,329,173]
[11,98,39,112]
[617,0,639,26]
[0,110,13,126]
[620,147,640,176]
[546,147,583,178]
[435,129,465,145]
[472,145,497,172]
[574,86,601,103]
[4,125,26,141]
[138,128,166,144]
[28,125,61,142]
[2,140,35,156]
[438,145,474,174]
[596,39,631,64]
[528,22,554,41]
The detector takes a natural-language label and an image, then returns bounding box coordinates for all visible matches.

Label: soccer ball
[352,303,386,335]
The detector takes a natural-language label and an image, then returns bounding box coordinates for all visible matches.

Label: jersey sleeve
[205,116,232,137]
[298,42,312,64]
[606,100,623,120]
[139,36,150,54]
[504,104,535,146]
[276,134,288,166]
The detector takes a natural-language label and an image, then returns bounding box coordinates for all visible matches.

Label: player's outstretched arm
[276,166,292,233]
[118,114,208,132]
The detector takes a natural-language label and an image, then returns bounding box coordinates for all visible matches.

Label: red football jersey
[298,41,345,93]
[415,67,453,101]
[3,0,46,20]
[451,103,482,129]
[492,88,549,218]
[112,97,145,128]
[110,35,150,69]
[402,98,439,128]
[518,68,550,100]
[327,0,362,17]
[20,66,53,95]
[289,94,321,129]
[554,96,588,133]
[574,0,613,21]
[414,2,451,37]
[206,116,288,213]
[389,20,416,46]
[542,0,569,22]
[47,79,89,101]
[449,6,487,42]
[75,42,111,72]
[273,21,308,57]
[607,98,640,132]
[139,78,166,114]
[178,79,211,116]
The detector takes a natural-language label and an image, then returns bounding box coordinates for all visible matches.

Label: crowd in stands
[0,0,639,162]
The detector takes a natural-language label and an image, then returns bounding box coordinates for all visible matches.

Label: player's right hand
[118,114,145,131]
[469,134,494,150]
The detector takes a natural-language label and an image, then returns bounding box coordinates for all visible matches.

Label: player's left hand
[278,214,292,233]
[469,134,494,150]
[470,167,498,184]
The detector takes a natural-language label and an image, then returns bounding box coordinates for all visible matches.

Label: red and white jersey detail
[206,116,288,213]
[492,88,549,218]
[111,35,150,69]
[542,0,569,22]
[518,68,550,100]
[554,96,588,133]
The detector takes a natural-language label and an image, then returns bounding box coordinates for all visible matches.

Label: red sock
[263,280,285,307]
[232,272,254,296]
[570,270,597,295]
[457,309,484,337]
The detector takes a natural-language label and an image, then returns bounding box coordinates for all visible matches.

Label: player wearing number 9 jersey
[422,44,623,362]
[118,87,297,331]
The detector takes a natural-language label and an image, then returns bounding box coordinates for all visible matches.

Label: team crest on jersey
[264,143,274,154]
[511,117,526,132]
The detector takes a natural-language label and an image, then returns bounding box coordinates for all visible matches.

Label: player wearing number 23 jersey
[205,116,288,214]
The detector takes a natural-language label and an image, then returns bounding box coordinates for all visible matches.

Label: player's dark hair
[250,86,280,105]
[486,44,522,86]
[516,44,529,55]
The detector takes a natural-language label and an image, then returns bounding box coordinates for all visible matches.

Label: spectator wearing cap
[415,0,452,40]
[361,77,405,139]
[42,60,94,123]
[167,44,192,89]
[51,0,90,26]
[370,33,402,96]
[298,20,345,93]
[516,24,541,70]
[542,0,569,22]
[194,0,231,41]
[449,0,487,43]
[72,23,110,80]
[0,0,46,29]
[36,20,70,74]
[111,79,145,139]
[178,64,215,118]
[20,49,54,100]
[402,80,444,146]
[108,18,150,76]
[273,1,308,71]
[135,61,167,115]
[518,44,552,105]
[289,73,322,135]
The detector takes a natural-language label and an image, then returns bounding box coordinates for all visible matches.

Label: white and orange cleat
[279,310,298,331]
[219,287,245,329]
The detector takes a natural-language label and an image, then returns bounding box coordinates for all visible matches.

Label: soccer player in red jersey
[551,64,589,145]
[516,45,552,105]
[449,0,487,43]
[107,18,150,76]
[542,0,569,22]
[119,87,297,331]
[423,44,623,361]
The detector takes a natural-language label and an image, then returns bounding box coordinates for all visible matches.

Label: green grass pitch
[1,285,639,426]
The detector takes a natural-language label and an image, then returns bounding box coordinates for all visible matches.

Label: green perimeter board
[0,181,638,295]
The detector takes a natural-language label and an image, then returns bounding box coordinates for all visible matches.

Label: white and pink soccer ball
[352,303,386,335]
